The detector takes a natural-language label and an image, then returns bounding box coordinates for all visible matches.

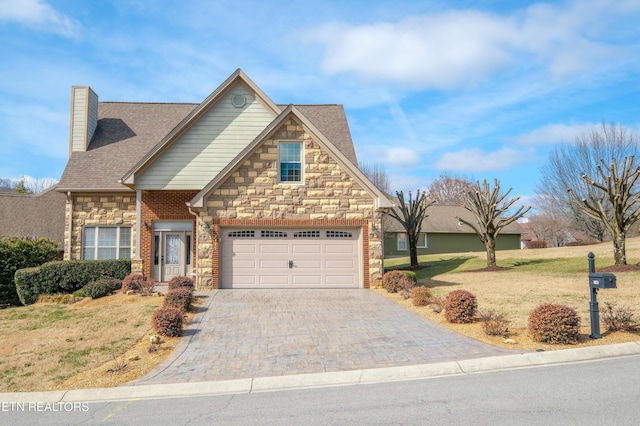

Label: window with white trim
[397,233,407,251]
[417,233,427,248]
[279,142,302,182]
[83,227,131,260]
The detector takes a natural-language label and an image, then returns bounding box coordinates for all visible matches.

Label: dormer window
[279,142,302,182]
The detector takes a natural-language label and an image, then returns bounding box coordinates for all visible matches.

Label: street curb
[1,341,639,403]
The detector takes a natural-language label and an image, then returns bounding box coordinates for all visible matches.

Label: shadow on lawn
[386,256,476,279]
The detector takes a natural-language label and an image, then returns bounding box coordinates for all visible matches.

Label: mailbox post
[587,252,617,339]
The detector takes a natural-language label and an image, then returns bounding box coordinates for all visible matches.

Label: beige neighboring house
[383,204,524,257]
[56,69,392,289]
[0,185,66,248]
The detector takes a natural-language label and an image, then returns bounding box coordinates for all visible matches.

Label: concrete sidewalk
[3,342,640,403]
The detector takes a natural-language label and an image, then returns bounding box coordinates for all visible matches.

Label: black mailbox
[588,272,617,289]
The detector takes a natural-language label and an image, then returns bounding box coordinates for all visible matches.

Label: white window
[417,233,427,248]
[279,142,302,182]
[397,233,427,250]
[83,227,131,260]
[397,233,407,251]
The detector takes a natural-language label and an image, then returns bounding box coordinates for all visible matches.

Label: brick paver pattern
[131,290,515,385]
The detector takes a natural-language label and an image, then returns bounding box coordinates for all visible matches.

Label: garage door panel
[325,259,355,269]
[292,275,322,286]
[293,260,323,270]
[233,244,257,254]
[259,259,289,269]
[259,275,290,285]
[325,275,357,286]
[233,259,257,268]
[260,243,289,254]
[292,244,322,254]
[325,245,356,254]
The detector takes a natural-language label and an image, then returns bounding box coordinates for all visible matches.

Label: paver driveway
[131,290,515,385]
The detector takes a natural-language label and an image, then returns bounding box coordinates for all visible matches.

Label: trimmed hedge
[168,275,195,290]
[0,237,59,306]
[528,303,581,344]
[164,286,194,311]
[444,289,478,324]
[14,259,131,305]
[382,270,411,293]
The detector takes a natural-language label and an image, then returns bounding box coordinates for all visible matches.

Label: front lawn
[381,237,640,349]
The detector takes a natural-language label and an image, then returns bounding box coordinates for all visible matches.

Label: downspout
[66,191,73,260]
[187,204,199,288]
[135,190,142,261]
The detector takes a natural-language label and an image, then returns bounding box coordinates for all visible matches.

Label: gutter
[187,204,199,289]
[66,191,73,260]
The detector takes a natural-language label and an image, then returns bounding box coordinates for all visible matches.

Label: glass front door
[152,231,192,282]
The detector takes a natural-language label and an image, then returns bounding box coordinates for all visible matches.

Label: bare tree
[383,190,432,268]
[568,156,640,265]
[426,173,474,204]
[359,162,390,194]
[527,211,570,247]
[537,122,638,241]
[458,179,531,268]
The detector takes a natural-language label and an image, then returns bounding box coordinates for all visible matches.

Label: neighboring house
[383,205,524,257]
[56,69,392,289]
[0,185,66,247]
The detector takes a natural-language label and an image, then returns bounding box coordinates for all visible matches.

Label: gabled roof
[0,185,66,244]
[189,105,393,209]
[383,204,524,234]
[121,69,280,186]
[57,102,197,192]
[57,70,363,193]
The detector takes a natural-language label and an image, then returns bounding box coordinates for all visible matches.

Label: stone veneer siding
[139,190,198,281]
[201,119,383,289]
[65,193,137,261]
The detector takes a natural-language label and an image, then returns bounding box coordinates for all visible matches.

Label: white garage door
[220,228,360,288]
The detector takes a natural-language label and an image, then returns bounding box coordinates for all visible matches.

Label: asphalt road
[3,354,640,425]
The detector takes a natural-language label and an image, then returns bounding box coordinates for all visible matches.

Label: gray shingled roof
[383,204,524,235]
[0,185,66,244]
[58,102,357,191]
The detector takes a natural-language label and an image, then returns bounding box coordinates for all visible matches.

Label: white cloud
[0,0,80,37]
[307,1,630,89]
[515,122,598,146]
[386,147,421,166]
[434,147,523,172]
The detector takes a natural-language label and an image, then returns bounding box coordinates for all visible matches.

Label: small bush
[73,288,85,298]
[444,290,477,323]
[152,306,184,337]
[83,278,122,299]
[478,309,510,336]
[602,302,636,332]
[122,274,144,293]
[528,303,581,344]
[410,286,432,306]
[164,286,194,311]
[382,270,411,293]
[526,241,548,249]
[168,275,195,290]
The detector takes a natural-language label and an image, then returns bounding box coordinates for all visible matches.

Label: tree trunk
[410,243,419,269]
[613,232,627,265]
[485,237,496,268]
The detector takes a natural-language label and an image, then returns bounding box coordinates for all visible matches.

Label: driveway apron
[131,290,515,385]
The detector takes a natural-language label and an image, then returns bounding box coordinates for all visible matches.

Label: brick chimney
[68,86,98,156]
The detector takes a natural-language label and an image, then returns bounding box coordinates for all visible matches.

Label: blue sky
[1,0,639,208]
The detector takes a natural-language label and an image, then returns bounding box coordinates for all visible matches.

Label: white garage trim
[220,228,361,288]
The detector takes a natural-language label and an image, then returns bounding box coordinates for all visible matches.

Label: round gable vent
[231,94,246,108]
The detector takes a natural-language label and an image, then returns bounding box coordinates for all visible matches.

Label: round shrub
[164,286,194,311]
[382,270,411,293]
[410,286,432,306]
[528,303,581,344]
[444,289,477,323]
[152,306,184,337]
[83,278,122,299]
[168,275,195,290]
[122,273,144,293]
